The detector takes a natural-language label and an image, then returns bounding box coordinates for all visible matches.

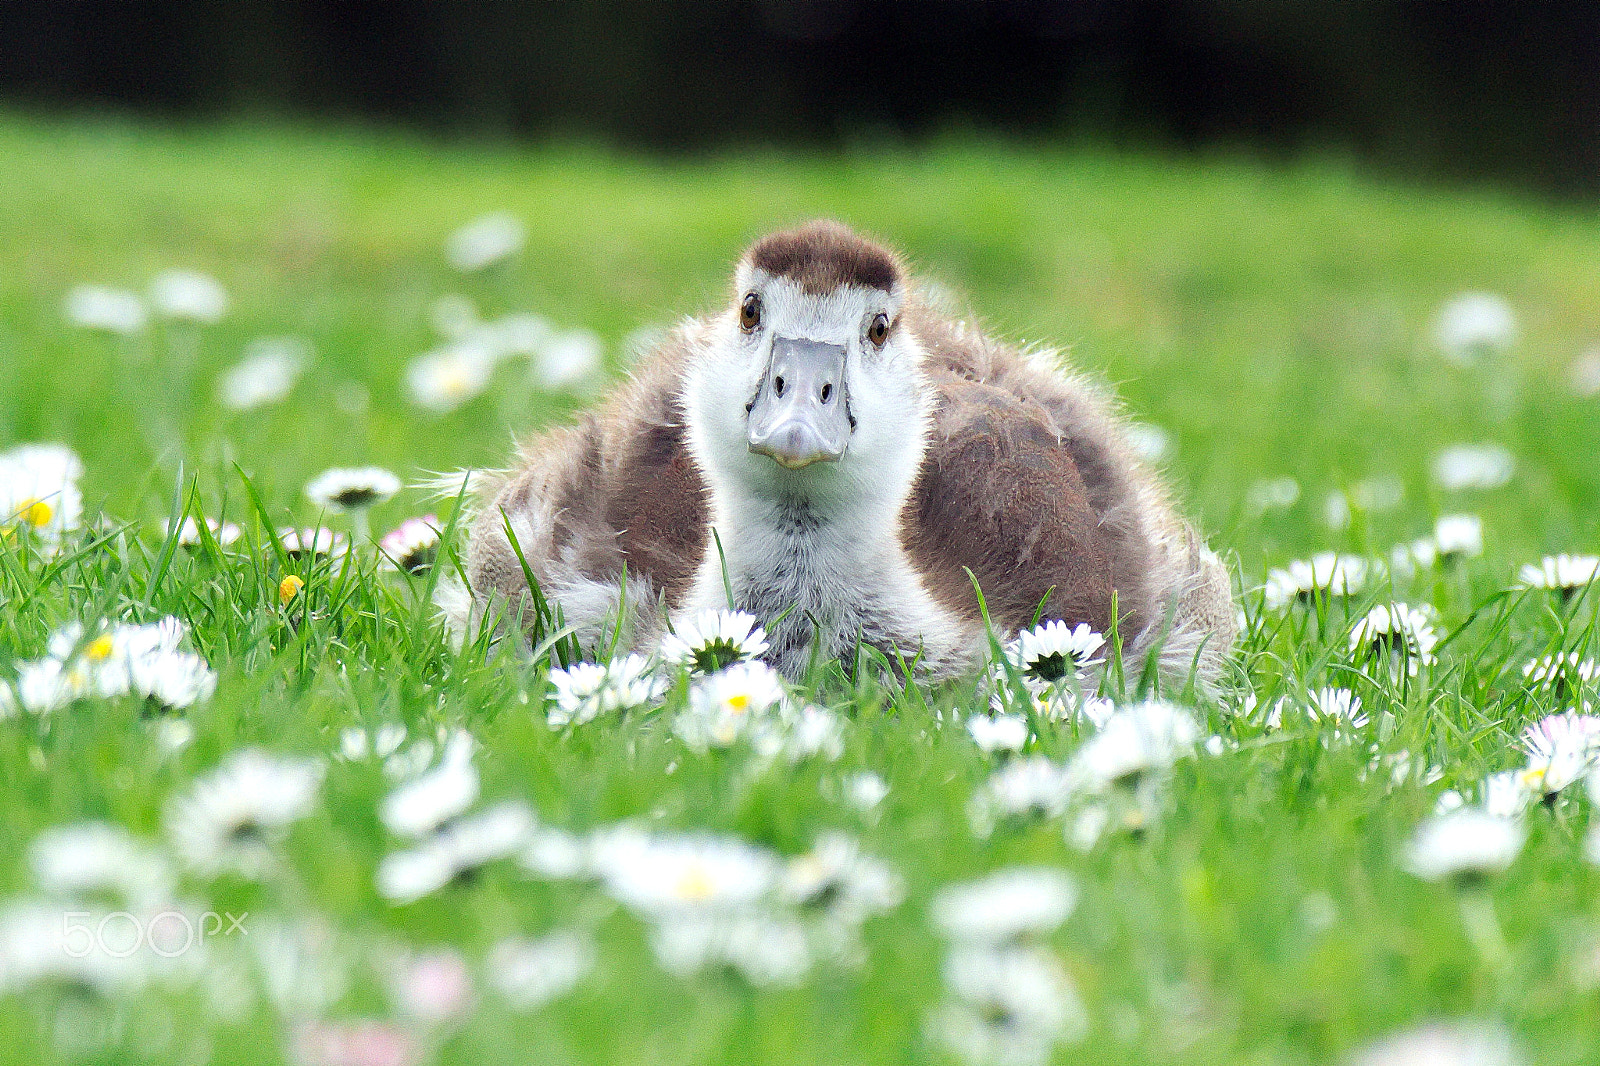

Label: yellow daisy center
[279,574,306,605]
[674,864,717,901]
[18,497,53,528]
[85,633,116,661]
[1519,766,1546,791]
[725,692,751,713]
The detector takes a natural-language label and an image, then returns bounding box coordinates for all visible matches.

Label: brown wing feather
[905,375,1117,634]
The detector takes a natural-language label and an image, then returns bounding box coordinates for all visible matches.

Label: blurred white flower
[488,931,595,1008]
[932,868,1077,945]
[64,285,146,334]
[445,212,525,272]
[406,347,493,414]
[648,908,813,986]
[547,654,667,728]
[0,443,84,546]
[1571,347,1600,398]
[535,328,604,390]
[1124,423,1170,462]
[305,466,401,513]
[932,945,1088,1065]
[1479,771,1535,820]
[165,749,324,878]
[1520,711,1600,798]
[674,661,788,751]
[1518,553,1600,595]
[750,703,845,763]
[1305,687,1368,731]
[381,730,479,837]
[1521,652,1597,692]
[1434,514,1484,559]
[780,833,903,920]
[150,269,228,323]
[660,609,770,674]
[493,312,555,357]
[376,801,535,903]
[163,516,242,550]
[380,515,442,574]
[968,713,1030,754]
[218,337,310,410]
[844,771,889,811]
[1349,1021,1524,1066]
[591,827,780,915]
[968,756,1075,833]
[382,947,474,1025]
[1433,444,1514,491]
[1067,700,1199,793]
[1246,476,1301,514]
[1263,552,1369,609]
[277,526,351,560]
[1405,809,1525,883]
[29,822,173,908]
[1434,292,1517,363]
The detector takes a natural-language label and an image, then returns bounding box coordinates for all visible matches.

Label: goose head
[682,221,930,516]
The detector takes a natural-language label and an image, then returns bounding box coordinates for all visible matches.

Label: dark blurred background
[3,0,1598,197]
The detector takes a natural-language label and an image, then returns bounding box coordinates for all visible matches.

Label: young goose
[454,221,1235,690]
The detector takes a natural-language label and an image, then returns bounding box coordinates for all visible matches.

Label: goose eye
[868,313,890,347]
[739,292,762,332]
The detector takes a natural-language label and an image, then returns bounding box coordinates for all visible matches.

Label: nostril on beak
[774,376,786,397]
[820,383,832,404]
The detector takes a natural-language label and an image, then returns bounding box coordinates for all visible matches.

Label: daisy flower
[673,660,788,751]
[932,945,1088,1064]
[1520,711,1600,798]
[1066,700,1200,793]
[406,347,493,414]
[967,713,1030,755]
[165,749,324,878]
[488,932,595,1009]
[1305,687,1368,731]
[1348,603,1439,676]
[844,771,889,812]
[217,336,310,410]
[162,516,242,550]
[277,526,350,560]
[1434,292,1517,363]
[1263,552,1369,609]
[779,833,904,921]
[1519,554,1600,598]
[305,466,401,514]
[1405,809,1526,884]
[29,822,174,909]
[546,654,666,728]
[931,868,1077,945]
[647,908,813,986]
[750,703,845,763]
[1124,423,1170,462]
[1245,476,1301,515]
[445,212,524,272]
[1004,621,1105,686]
[381,730,479,837]
[149,269,228,323]
[968,756,1075,833]
[1521,652,1597,693]
[1479,770,1536,820]
[590,828,780,915]
[1351,1022,1523,1066]
[291,1022,419,1066]
[380,515,442,574]
[63,285,146,334]
[660,609,770,674]
[376,801,534,903]
[0,443,84,546]
[1432,443,1515,491]
[1433,514,1484,560]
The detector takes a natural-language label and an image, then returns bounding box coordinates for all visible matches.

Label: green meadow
[2,114,1599,1065]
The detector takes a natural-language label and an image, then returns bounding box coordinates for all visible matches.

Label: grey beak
[747,336,852,469]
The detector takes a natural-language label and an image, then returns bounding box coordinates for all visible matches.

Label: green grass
[3,113,1600,1065]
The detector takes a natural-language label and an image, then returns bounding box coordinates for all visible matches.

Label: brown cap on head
[744,220,903,296]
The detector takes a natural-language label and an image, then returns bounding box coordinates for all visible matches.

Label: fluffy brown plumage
[452,221,1235,689]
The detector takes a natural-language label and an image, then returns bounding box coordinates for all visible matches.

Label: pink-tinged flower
[290,1020,420,1066]
[1521,711,1600,798]
[385,948,474,1026]
[380,516,442,575]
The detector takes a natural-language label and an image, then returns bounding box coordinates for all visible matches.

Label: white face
[682,267,930,516]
